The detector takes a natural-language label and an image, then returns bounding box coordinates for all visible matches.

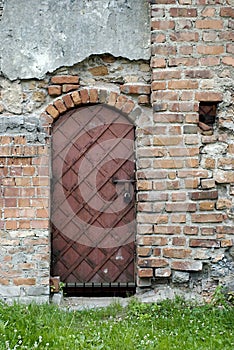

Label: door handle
[112,178,135,184]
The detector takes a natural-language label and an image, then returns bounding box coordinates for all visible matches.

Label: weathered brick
[51,75,79,84]
[53,99,67,114]
[13,278,36,286]
[170,8,197,17]
[214,170,234,183]
[155,268,171,278]
[222,56,234,66]
[153,136,182,146]
[163,248,192,259]
[168,80,198,90]
[166,203,196,212]
[62,84,80,93]
[79,89,90,104]
[196,20,223,29]
[48,85,62,96]
[45,105,59,119]
[171,261,202,271]
[191,213,224,223]
[199,201,215,211]
[137,236,168,246]
[197,45,224,55]
[190,190,218,200]
[154,226,181,235]
[71,91,82,105]
[220,7,234,18]
[138,268,153,278]
[189,239,220,248]
[120,84,150,95]
[170,32,198,42]
[138,258,168,268]
[172,237,186,246]
[151,20,175,30]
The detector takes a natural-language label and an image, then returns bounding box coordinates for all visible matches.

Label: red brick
[51,75,79,84]
[190,190,218,200]
[138,95,150,105]
[201,227,215,236]
[138,258,168,268]
[122,100,135,114]
[153,113,183,123]
[151,20,175,30]
[154,159,184,169]
[220,7,234,18]
[79,89,90,104]
[151,81,166,90]
[120,84,150,95]
[137,247,151,257]
[53,99,67,114]
[31,220,49,229]
[151,33,166,43]
[172,237,186,246]
[107,92,118,106]
[197,45,224,55]
[151,58,166,68]
[154,226,181,235]
[222,56,234,66]
[62,94,74,109]
[168,80,198,90]
[191,213,224,223]
[170,8,197,17]
[183,226,199,235]
[171,214,186,224]
[216,226,234,234]
[171,261,202,271]
[166,203,196,212]
[71,91,82,105]
[62,84,80,93]
[152,45,176,56]
[89,89,99,103]
[46,105,59,119]
[115,95,128,110]
[170,32,198,42]
[137,236,168,246]
[138,213,168,224]
[13,278,36,286]
[169,147,199,157]
[196,20,223,29]
[189,239,220,248]
[163,248,192,259]
[138,268,153,278]
[153,136,182,146]
[199,202,215,211]
[168,58,199,67]
[201,7,216,17]
[152,70,181,80]
[221,239,233,247]
[48,85,62,96]
[200,57,220,66]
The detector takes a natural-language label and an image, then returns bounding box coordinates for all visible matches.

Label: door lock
[123,192,131,203]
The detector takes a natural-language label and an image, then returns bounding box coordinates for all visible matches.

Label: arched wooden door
[51,104,136,289]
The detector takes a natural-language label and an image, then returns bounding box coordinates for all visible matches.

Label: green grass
[0,298,233,350]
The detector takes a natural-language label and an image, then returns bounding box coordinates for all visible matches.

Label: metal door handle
[112,178,135,184]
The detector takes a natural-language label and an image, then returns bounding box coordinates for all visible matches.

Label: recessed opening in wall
[199,102,218,128]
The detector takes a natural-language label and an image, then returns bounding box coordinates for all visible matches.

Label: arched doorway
[51,104,136,296]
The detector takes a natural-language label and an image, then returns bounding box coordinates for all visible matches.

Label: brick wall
[136,0,234,296]
[0,1,233,302]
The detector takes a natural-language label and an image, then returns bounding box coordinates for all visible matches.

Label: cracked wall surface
[0,0,150,80]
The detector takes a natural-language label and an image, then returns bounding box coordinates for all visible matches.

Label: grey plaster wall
[0,0,150,80]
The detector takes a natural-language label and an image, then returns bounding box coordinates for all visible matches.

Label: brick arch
[41,87,142,130]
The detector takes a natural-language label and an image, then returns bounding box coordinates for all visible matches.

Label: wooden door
[51,105,135,285]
